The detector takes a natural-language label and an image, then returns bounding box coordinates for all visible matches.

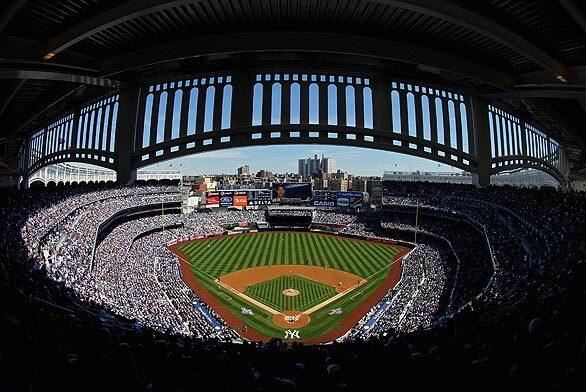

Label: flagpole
[414,199,419,245]
[161,197,165,239]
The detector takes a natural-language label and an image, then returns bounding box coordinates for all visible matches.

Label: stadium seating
[0,183,584,390]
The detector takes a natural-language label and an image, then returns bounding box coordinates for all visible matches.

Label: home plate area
[216,265,367,329]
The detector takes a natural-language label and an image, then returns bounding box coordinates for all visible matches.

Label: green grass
[176,232,404,341]
[179,232,401,278]
[245,275,338,312]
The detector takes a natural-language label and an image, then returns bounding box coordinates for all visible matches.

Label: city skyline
[144,144,459,176]
[298,154,336,177]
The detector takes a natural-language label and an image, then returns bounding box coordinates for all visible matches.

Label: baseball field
[170,232,410,342]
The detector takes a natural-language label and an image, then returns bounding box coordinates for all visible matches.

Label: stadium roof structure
[0,0,585,181]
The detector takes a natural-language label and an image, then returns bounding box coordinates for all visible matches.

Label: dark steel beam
[518,66,586,85]
[558,0,586,31]
[0,35,98,69]
[0,69,123,87]
[374,1,567,79]
[5,84,85,140]
[44,0,567,79]
[0,59,100,74]
[0,0,27,33]
[102,32,513,90]
[480,86,586,100]
[115,86,141,185]
[526,98,585,145]
[45,0,200,57]
[0,78,25,117]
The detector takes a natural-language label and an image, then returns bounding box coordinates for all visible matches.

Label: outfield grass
[177,232,404,340]
[179,232,401,278]
[245,275,338,312]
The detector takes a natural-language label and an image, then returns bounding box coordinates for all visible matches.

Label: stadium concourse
[0,181,584,390]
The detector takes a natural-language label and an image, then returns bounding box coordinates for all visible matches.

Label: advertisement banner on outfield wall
[233,192,248,207]
[248,190,272,205]
[311,199,336,207]
[207,190,272,207]
[205,192,220,207]
[220,191,234,207]
[312,191,365,208]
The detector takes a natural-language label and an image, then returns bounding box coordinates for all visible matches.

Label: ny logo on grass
[285,330,300,339]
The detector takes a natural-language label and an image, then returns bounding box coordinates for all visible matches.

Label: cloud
[308,147,362,159]
[195,150,250,159]
[334,151,362,159]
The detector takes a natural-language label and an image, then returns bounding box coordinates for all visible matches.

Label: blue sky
[144,145,459,176]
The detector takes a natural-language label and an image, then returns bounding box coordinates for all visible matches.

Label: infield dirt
[219,265,365,294]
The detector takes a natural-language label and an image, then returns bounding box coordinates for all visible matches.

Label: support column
[470,97,491,188]
[231,72,254,145]
[560,147,571,190]
[374,77,390,131]
[115,85,140,185]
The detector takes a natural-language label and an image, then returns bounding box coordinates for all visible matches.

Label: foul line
[302,278,367,315]
[216,279,280,315]
[364,249,412,282]
[175,254,217,281]
[217,275,368,317]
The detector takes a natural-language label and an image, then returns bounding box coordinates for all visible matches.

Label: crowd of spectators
[87,215,187,334]
[350,243,448,339]
[312,211,357,226]
[133,230,237,340]
[0,181,584,390]
[38,192,179,286]
[380,181,584,314]
[380,208,490,312]
[266,209,313,217]
[17,185,266,339]
[182,209,264,235]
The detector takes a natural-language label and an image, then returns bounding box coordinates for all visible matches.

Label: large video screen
[272,183,312,200]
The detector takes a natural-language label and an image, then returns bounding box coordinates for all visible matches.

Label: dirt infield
[273,311,311,328]
[219,265,365,294]
[168,231,413,343]
[219,265,367,328]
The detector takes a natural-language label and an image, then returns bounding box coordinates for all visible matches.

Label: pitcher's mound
[282,288,300,297]
[273,311,310,329]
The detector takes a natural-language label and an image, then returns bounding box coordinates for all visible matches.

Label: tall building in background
[237,165,250,176]
[298,155,336,177]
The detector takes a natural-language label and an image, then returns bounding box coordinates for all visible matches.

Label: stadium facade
[0,1,584,191]
[0,2,585,390]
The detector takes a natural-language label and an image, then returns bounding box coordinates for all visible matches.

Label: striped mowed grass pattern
[245,275,337,312]
[179,232,402,279]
